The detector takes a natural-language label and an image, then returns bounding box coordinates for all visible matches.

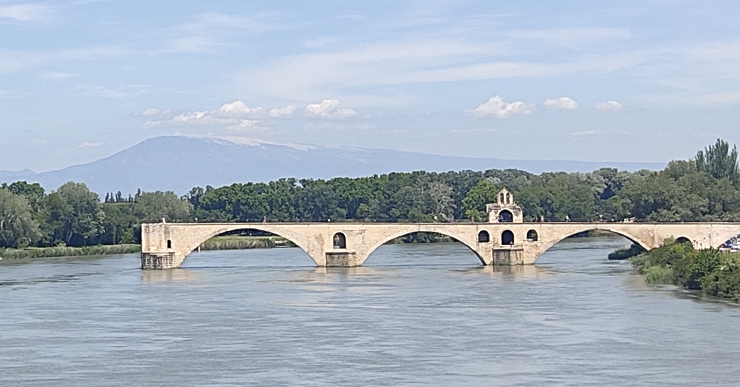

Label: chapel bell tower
[486,188,523,223]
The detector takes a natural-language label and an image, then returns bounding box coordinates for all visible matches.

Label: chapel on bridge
[486,188,523,223]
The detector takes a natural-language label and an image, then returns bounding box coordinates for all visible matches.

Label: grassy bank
[0,244,141,260]
[631,239,740,302]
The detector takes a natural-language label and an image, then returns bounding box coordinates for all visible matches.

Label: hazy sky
[2,1,740,172]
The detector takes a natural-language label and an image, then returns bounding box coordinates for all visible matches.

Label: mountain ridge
[0,135,666,196]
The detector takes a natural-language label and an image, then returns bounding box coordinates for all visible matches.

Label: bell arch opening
[364,231,485,266]
[498,210,513,223]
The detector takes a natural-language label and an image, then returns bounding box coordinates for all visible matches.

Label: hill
[0,136,665,196]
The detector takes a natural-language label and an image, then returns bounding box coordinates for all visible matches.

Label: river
[1,235,739,386]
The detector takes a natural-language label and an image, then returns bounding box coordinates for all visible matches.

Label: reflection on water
[1,237,740,386]
[140,268,202,283]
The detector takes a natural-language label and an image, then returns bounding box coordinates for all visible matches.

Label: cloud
[507,28,632,46]
[76,84,147,99]
[142,120,161,129]
[76,141,103,148]
[305,99,358,119]
[467,95,535,119]
[218,100,263,116]
[141,108,160,117]
[226,119,259,131]
[571,130,605,136]
[27,138,48,148]
[0,3,53,22]
[571,129,629,136]
[269,105,297,118]
[544,97,579,110]
[168,100,270,129]
[39,71,73,81]
[595,100,623,112]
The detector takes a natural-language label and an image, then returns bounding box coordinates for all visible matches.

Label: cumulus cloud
[595,100,623,112]
[171,100,265,128]
[305,99,358,119]
[76,141,103,148]
[218,100,263,116]
[544,97,579,110]
[467,95,535,118]
[141,108,160,117]
[269,105,297,118]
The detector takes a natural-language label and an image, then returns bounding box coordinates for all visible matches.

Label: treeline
[1,139,740,249]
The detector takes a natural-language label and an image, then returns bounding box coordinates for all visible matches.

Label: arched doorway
[498,210,513,223]
[501,230,515,245]
[526,229,538,241]
[478,230,490,243]
[333,232,347,249]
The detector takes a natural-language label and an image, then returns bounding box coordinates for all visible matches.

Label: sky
[1,0,740,172]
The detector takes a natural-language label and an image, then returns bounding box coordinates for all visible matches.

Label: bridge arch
[179,225,319,266]
[360,228,487,266]
[531,226,652,264]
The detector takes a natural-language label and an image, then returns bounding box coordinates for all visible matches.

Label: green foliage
[134,191,192,223]
[0,244,140,259]
[694,138,740,182]
[608,244,644,260]
[631,238,740,302]
[43,182,105,246]
[0,189,42,248]
[461,179,500,221]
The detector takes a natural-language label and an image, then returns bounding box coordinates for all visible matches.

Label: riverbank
[631,239,740,302]
[198,236,294,250]
[0,244,141,260]
[0,236,294,261]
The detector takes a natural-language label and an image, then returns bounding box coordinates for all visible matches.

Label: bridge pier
[325,250,362,267]
[141,252,178,269]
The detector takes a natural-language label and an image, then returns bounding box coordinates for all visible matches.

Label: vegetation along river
[1,235,740,386]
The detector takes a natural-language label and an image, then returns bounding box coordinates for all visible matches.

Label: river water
[1,235,739,386]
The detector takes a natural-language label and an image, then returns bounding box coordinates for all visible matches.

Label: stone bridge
[140,221,740,269]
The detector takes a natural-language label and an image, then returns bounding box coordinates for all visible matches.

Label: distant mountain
[0,136,665,196]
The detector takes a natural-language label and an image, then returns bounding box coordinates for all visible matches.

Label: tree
[0,190,42,248]
[134,191,192,223]
[694,138,739,182]
[44,182,105,246]
[428,182,455,221]
[461,179,500,221]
